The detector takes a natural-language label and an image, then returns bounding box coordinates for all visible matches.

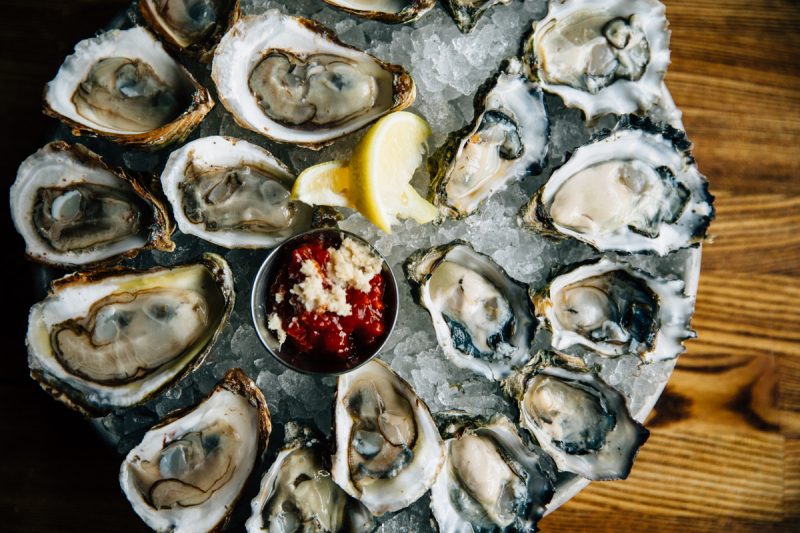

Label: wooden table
[1,1,797,531]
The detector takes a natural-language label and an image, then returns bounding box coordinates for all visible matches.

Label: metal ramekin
[251,228,399,376]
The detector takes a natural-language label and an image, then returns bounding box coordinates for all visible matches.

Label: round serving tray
[30,0,705,530]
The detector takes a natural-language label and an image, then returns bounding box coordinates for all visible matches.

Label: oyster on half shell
[212,10,415,149]
[523,0,671,120]
[246,423,374,533]
[430,414,556,533]
[503,352,649,481]
[442,0,512,33]
[44,27,213,148]
[331,359,445,516]
[531,258,695,362]
[26,254,234,415]
[519,116,714,256]
[140,0,241,60]
[428,58,548,220]
[161,136,312,248]
[320,1,435,24]
[405,241,537,380]
[11,141,173,268]
[121,368,271,533]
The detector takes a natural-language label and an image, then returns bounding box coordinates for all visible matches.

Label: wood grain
[544,1,800,529]
[1,0,799,531]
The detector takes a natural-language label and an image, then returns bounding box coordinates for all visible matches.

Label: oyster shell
[429,58,548,219]
[26,254,234,415]
[503,352,649,481]
[430,414,555,533]
[519,117,714,255]
[211,10,415,149]
[320,1,435,24]
[523,0,671,120]
[442,0,512,33]
[331,359,445,515]
[160,136,313,248]
[140,0,241,60]
[404,241,537,380]
[531,258,695,362]
[10,141,173,268]
[246,423,374,533]
[120,368,270,533]
[44,27,213,148]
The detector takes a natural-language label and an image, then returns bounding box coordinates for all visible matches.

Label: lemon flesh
[292,112,437,233]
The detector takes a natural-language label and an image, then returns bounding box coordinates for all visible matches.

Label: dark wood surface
[1,1,798,531]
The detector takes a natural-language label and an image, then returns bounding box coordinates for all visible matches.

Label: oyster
[523,0,670,120]
[161,136,312,248]
[246,423,374,533]
[404,241,537,380]
[442,0,512,33]
[26,254,234,415]
[531,258,695,362]
[44,27,213,148]
[503,352,649,481]
[121,368,270,533]
[429,58,548,219]
[320,1,435,24]
[10,141,173,268]
[430,414,555,533]
[331,359,445,515]
[519,117,714,255]
[140,0,240,60]
[211,10,415,149]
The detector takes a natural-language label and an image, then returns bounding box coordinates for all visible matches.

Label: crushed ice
[38,0,697,529]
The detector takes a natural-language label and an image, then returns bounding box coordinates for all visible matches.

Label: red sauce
[266,232,391,373]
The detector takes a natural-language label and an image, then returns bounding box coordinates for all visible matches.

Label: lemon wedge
[293,112,438,233]
[292,160,354,209]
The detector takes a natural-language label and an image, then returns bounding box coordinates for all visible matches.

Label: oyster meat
[211,10,415,148]
[405,241,537,380]
[10,141,173,268]
[523,0,671,119]
[44,27,213,147]
[429,58,548,219]
[430,414,555,533]
[531,258,695,362]
[520,117,714,255]
[26,254,234,415]
[504,352,649,481]
[442,0,512,33]
[246,423,374,533]
[320,1,435,24]
[121,368,271,533]
[161,136,312,248]
[140,0,240,59]
[331,359,445,515]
